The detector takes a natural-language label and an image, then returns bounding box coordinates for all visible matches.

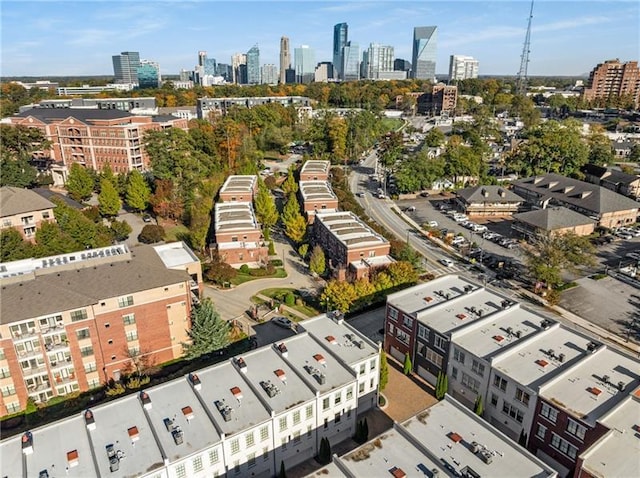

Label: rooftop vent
[617,381,626,392]
[448,432,463,443]
[274,369,286,383]
[558,353,565,363]
[313,354,326,366]
[514,330,522,339]
[389,466,407,478]
[501,300,512,309]
[276,343,288,357]
[84,409,96,430]
[172,426,184,445]
[540,319,551,330]
[106,444,120,472]
[181,406,194,421]
[189,373,201,390]
[317,373,326,385]
[464,285,474,294]
[230,386,243,401]
[140,391,152,410]
[261,380,281,398]
[587,342,599,353]
[67,449,79,468]
[236,357,247,373]
[127,426,139,442]
[214,400,233,422]
[21,431,34,455]
[325,335,337,345]
[356,340,365,349]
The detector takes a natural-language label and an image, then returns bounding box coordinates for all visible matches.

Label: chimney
[84,409,96,430]
[21,432,34,455]
[140,391,152,410]
[188,373,201,391]
[236,357,247,373]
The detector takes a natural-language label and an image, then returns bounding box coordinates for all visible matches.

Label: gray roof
[0,245,189,324]
[32,188,85,209]
[16,107,133,122]
[513,174,639,214]
[0,186,56,217]
[513,206,596,230]
[456,185,524,203]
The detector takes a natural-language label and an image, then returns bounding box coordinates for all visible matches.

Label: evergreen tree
[98,163,115,191]
[110,219,132,242]
[279,460,286,478]
[125,169,151,212]
[254,186,279,230]
[0,228,35,261]
[309,245,326,275]
[435,371,448,400]
[363,418,369,441]
[403,352,413,375]
[281,193,307,244]
[0,156,38,187]
[182,298,231,359]
[474,395,484,416]
[379,350,389,392]
[282,169,299,195]
[98,179,122,217]
[298,243,309,259]
[518,429,528,447]
[66,163,94,202]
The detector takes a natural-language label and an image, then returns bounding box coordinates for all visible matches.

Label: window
[551,433,578,459]
[471,360,485,377]
[346,387,353,400]
[6,402,20,413]
[192,456,203,472]
[122,314,136,325]
[490,393,498,407]
[335,412,341,423]
[175,464,186,478]
[245,432,255,447]
[128,347,139,356]
[247,453,256,468]
[536,424,547,440]
[42,212,50,219]
[307,425,313,437]
[263,447,269,461]
[425,348,444,368]
[293,410,301,425]
[305,405,313,419]
[293,431,301,443]
[461,373,480,393]
[359,363,366,374]
[359,381,365,393]
[260,426,269,442]
[451,366,458,381]
[324,418,328,429]
[1,385,16,397]
[502,402,524,423]
[0,349,4,360]
[434,335,446,351]
[76,328,90,340]
[493,375,508,392]
[230,438,240,455]
[370,359,376,371]
[80,346,93,357]
[396,329,409,344]
[335,392,342,405]
[322,397,330,410]
[126,331,138,342]
[515,388,530,407]
[281,437,287,450]
[370,378,374,389]
[279,416,287,431]
[567,419,587,440]
[388,307,399,321]
[540,403,558,424]
[84,363,97,373]
[117,295,134,308]
[70,309,88,322]
[453,348,466,364]
[402,314,414,329]
[418,325,428,340]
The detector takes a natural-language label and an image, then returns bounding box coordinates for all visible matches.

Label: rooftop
[540,347,640,426]
[513,206,596,230]
[219,175,257,197]
[456,185,524,203]
[315,211,388,250]
[32,188,85,210]
[214,202,259,232]
[402,396,557,478]
[299,180,338,203]
[152,242,200,269]
[16,107,135,123]
[493,324,597,389]
[300,160,330,176]
[0,186,56,217]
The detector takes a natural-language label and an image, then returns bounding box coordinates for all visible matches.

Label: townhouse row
[0,313,381,478]
[383,276,640,478]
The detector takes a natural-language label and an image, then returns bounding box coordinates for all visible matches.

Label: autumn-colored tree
[309,246,326,276]
[387,261,419,287]
[281,193,307,244]
[328,116,348,159]
[150,179,184,221]
[254,186,279,230]
[281,169,298,195]
[321,280,357,313]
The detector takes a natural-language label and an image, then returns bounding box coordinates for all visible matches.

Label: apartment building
[298,181,338,223]
[197,96,312,119]
[582,59,640,108]
[0,187,56,241]
[3,108,188,176]
[581,163,640,200]
[455,185,524,217]
[0,242,201,415]
[213,202,268,267]
[218,175,258,203]
[311,211,392,281]
[512,174,639,228]
[529,347,640,477]
[299,160,330,181]
[0,314,380,477]
[417,84,458,115]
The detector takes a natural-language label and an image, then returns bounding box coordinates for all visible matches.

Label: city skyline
[1,0,638,78]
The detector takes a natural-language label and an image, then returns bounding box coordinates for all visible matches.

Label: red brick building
[299,160,330,181]
[218,175,258,203]
[582,59,640,108]
[213,202,268,267]
[298,180,339,223]
[0,242,201,415]
[3,108,188,175]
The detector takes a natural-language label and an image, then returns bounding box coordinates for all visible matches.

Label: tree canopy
[182,298,231,360]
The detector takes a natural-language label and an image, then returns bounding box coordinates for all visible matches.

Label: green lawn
[229,268,287,286]
[254,287,321,318]
[163,224,190,242]
[380,117,404,132]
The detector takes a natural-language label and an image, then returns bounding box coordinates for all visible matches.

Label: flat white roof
[219,175,257,195]
[153,241,199,269]
[214,202,259,232]
[493,324,596,389]
[402,396,557,477]
[0,434,23,478]
[300,160,330,175]
[299,180,337,202]
[194,360,271,436]
[315,211,388,250]
[540,347,640,426]
[306,462,348,477]
[579,392,640,478]
[142,378,221,462]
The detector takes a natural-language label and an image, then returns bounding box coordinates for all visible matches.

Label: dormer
[562,185,574,194]
[546,181,559,189]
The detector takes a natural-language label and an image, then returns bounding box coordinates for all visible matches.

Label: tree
[317,437,332,465]
[182,298,231,359]
[309,245,326,276]
[0,124,50,160]
[138,224,165,244]
[52,200,112,249]
[403,352,413,375]
[110,219,132,242]
[281,193,307,244]
[435,371,448,400]
[379,350,389,392]
[474,395,484,416]
[281,169,299,195]
[204,251,238,285]
[587,131,614,166]
[254,186,279,230]
[98,179,121,217]
[321,280,357,313]
[387,261,419,287]
[0,228,35,261]
[298,243,309,259]
[522,232,596,291]
[0,156,38,187]
[65,163,94,202]
[188,180,216,252]
[424,128,445,147]
[150,179,184,221]
[353,278,376,305]
[125,170,151,212]
[279,460,287,478]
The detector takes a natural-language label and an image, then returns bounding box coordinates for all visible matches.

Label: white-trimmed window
[192,455,203,472]
[388,307,399,321]
[502,402,524,423]
[461,373,480,393]
[515,387,530,407]
[322,397,330,410]
[493,374,508,392]
[426,348,444,367]
[209,448,219,464]
[540,402,558,424]
[346,387,353,400]
[293,410,301,425]
[434,335,446,351]
[247,453,256,468]
[305,405,313,419]
[279,416,287,431]
[471,359,485,377]
[230,438,240,455]
[245,431,255,447]
[567,418,587,440]
[536,424,547,440]
[551,433,578,459]
[453,348,466,364]
[402,314,414,329]
[175,464,186,478]
[418,325,428,340]
[260,426,269,442]
[122,314,136,325]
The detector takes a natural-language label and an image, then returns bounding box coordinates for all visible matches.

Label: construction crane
[516,0,534,96]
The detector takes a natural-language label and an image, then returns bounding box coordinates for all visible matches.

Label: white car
[439,258,454,267]
[426,220,439,228]
[472,224,488,233]
[451,236,466,245]
[625,252,640,260]
[453,214,469,223]
[616,231,633,240]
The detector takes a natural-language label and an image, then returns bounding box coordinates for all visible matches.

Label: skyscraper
[333,23,348,80]
[449,55,479,81]
[137,59,161,89]
[232,53,247,84]
[342,41,360,82]
[294,45,316,84]
[112,51,140,84]
[364,43,394,79]
[261,64,278,85]
[411,26,437,80]
[583,59,640,108]
[246,45,260,85]
[279,36,291,84]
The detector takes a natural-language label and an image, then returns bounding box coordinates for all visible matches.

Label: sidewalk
[254,293,310,321]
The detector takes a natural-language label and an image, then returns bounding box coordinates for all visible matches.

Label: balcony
[11,329,38,341]
[41,324,66,336]
[44,340,69,353]
[22,365,49,378]
[27,381,52,393]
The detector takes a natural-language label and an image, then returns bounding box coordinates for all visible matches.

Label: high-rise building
[112,51,140,84]
[583,59,640,108]
[279,36,291,84]
[231,53,247,84]
[364,43,394,79]
[394,58,411,72]
[342,41,360,82]
[294,45,316,84]
[261,64,278,85]
[411,26,437,80]
[314,62,334,82]
[333,23,348,80]
[137,60,161,89]
[246,45,260,85]
[449,55,479,81]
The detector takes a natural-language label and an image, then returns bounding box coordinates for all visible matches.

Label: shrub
[270,259,283,267]
[138,224,165,244]
[105,382,125,397]
[239,264,250,274]
[268,241,276,255]
[284,292,295,306]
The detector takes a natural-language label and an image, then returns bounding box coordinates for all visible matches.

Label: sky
[1,0,638,78]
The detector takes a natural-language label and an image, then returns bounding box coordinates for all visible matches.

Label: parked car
[405,206,416,212]
[505,242,519,250]
[272,317,293,329]
[356,192,365,197]
[472,224,488,233]
[616,231,633,240]
[451,236,466,245]
[142,214,153,223]
[453,214,469,223]
[483,231,498,240]
[420,191,430,197]
[440,258,455,267]
[426,220,439,228]
[625,252,640,260]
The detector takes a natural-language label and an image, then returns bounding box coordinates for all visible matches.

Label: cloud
[533,15,614,33]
